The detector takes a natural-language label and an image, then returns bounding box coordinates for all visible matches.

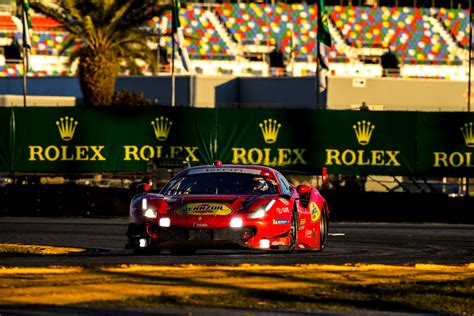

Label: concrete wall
[0,75,472,111]
[327,77,470,111]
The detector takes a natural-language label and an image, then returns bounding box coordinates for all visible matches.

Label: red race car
[126,163,329,255]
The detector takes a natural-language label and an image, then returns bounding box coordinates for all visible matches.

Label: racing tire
[170,248,197,255]
[318,208,328,251]
[287,208,299,252]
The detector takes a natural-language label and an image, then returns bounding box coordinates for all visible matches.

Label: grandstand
[0,1,472,79]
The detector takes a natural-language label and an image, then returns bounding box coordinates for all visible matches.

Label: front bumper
[126,223,256,249]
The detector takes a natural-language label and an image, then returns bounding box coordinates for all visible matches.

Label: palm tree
[30,0,170,106]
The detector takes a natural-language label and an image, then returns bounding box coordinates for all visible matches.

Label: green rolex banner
[10,107,215,173]
[216,109,416,175]
[0,108,12,172]
[1,108,474,177]
[417,112,474,177]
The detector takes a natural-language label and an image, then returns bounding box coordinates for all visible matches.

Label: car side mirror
[136,183,151,194]
[297,184,311,196]
[322,167,328,186]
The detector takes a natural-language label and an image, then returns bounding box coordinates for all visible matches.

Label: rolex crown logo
[259,118,281,144]
[353,120,375,146]
[151,116,173,141]
[56,116,78,141]
[461,122,474,147]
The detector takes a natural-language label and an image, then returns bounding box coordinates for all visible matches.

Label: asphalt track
[0,217,473,266]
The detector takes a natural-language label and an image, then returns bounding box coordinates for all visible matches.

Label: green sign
[0,108,473,176]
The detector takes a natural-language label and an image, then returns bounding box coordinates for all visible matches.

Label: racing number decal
[310,201,321,222]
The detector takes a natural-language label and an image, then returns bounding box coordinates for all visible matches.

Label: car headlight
[248,199,276,219]
[159,217,171,227]
[230,217,243,228]
[144,208,157,218]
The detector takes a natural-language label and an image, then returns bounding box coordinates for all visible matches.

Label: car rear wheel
[318,208,328,251]
[288,209,298,252]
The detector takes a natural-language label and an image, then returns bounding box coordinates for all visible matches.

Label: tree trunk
[78,49,119,106]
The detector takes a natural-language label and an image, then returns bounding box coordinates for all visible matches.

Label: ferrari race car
[126,163,329,254]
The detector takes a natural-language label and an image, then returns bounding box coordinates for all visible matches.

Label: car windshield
[161,172,278,196]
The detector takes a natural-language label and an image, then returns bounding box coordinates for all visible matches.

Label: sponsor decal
[273,219,289,225]
[188,168,261,175]
[433,122,474,168]
[300,219,306,226]
[276,207,290,214]
[310,201,321,222]
[270,240,285,246]
[305,230,313,238]
[278,198,289,205]
[175,203,233,216]
[325,120,401,167]
[192,223,208,228]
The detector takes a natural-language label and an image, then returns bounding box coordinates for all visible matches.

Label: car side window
[276,172,292,196]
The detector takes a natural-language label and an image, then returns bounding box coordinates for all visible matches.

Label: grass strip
[0,263,472,314]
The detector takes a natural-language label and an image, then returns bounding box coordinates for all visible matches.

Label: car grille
[158,227,254,242]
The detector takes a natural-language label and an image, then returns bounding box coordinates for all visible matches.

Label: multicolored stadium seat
[216,3,347,62]
[0,64,21,77]
[29,31,79,56]
[31,16,62,31]
[0,14,15,30]
[436,8,470,49]
[331,5,460,64]
[0,4,471,77]
[161,5,231,60]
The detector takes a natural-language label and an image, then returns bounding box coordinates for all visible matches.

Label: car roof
[176,164,278,178]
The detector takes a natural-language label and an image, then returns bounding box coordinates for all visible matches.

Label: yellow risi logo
[231,118,308,167]
[325,120,401,167]
[353,120,375,146]
[434,122,474,168]
[56,116,78,141]
[259,118,281,144]
[28,117,106,162]
[151,116,173,141]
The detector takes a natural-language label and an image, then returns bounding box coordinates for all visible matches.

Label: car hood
[162,194,270,216]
